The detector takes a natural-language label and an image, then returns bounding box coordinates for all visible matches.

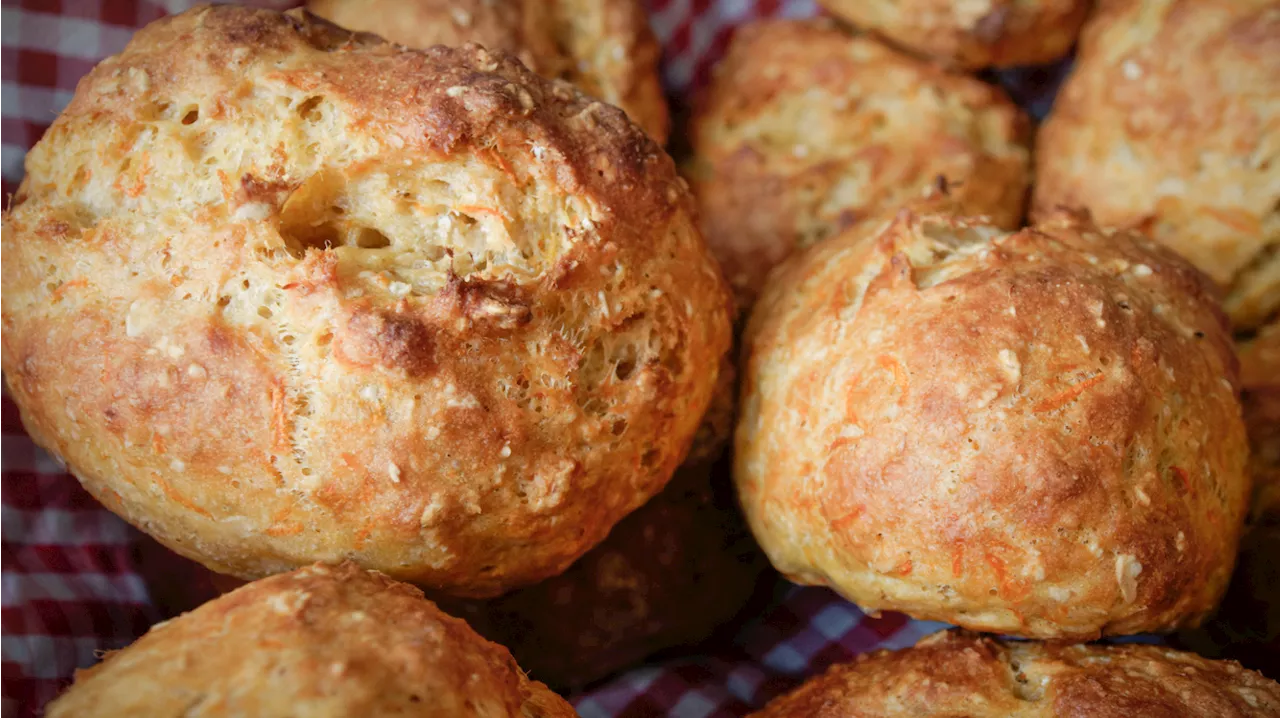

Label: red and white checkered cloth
[0,2,1069,716]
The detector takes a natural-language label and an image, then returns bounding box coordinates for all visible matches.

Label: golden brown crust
[1033,0,1280,330]
[818,0,1089,69]
[752,630,1280,718]
[0,5,732,597]
[45,563,577,717]
[306,0,669,143]
[687,19,1030,310]
[131,362,762,689]
[736,207,1249,638]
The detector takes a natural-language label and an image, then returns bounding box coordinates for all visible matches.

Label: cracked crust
[45,563,577,718]
[752,630,1280,717]
[0,5,732,597]
[735,207,1249,638]
[818,0,1089,69]
[686,19,1030,310]
[306,0,669,143]
[1033,0,1280,329]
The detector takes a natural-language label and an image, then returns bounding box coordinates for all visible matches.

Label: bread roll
[817,0,1089,69]
[751,630,1280,717]
[45,563,576,717]
[0,6,732,597]
[686,19,1029,309]
[1033,0,1280,329]
[736,207,1248,638]
[306,0,669,143]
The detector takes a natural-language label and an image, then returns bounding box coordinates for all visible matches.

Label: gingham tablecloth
[0,2,1068,716]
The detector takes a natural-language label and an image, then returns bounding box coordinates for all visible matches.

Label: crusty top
[306,0,669,143]
[0,5,732,597]
[736,207,1249,638]
[1033,0,1280,329]
[45,563,577,718]
[686,19,1029,309]
[1241,322,1280,524]
[816,0,1089,69]
[751,630,1280,718]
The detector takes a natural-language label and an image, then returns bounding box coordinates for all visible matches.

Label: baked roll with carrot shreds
[0,5,733,598]
[1034,0,1280,330]
[735,206,1249,638]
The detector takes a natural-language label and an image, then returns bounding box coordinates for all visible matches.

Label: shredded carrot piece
[1202,207,1260,234]
[454,205,504,219]
[270,383,289,453]
[985,550,1007,584]
[117,152,151,198]
[877,355,909,403]
[50,278,87,300]
[893,559,913,576]
[1033,373,1104,413]
[216,169,235,202]
[485,147,518,183]
[984,547,1030,600]
[831,505,865,532]
[155,476,212,517]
